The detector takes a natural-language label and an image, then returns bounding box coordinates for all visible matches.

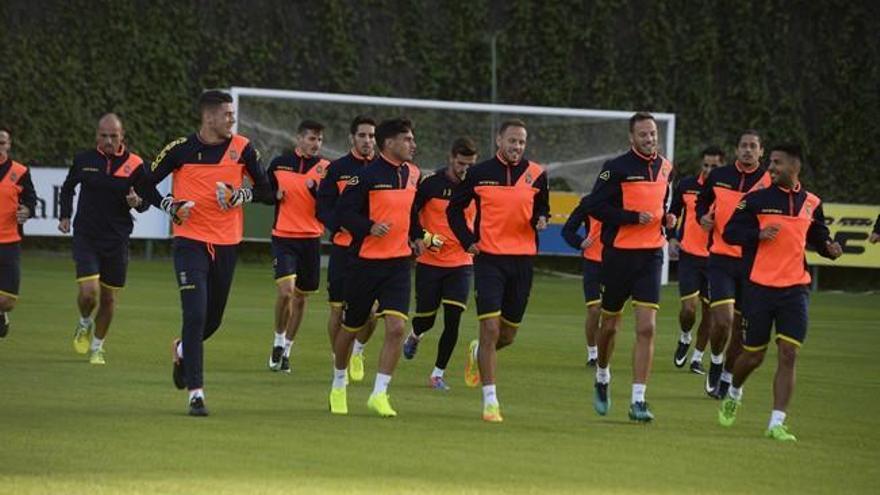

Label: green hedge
[1,0,877,201]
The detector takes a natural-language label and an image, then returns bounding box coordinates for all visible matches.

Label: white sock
[352,339,366,356]
[273,331,285,348]
[679,331,692,345]
[176,341,184,359]
[587,346,598,360]
[769,410,786,429]
[631,383,647,404]
[710,353,724,365]
[720,371,733,384]
[728,386,743,400]
[332,368,347,389]
[79,316,92,327]
[431,367,444,378]
[691,349,704,363]
[372,373,392,396]
[283,338,293,358]
[89,336,104,352]
[596,366,610,384]
[188,388,204,401]
[482,384,498,407]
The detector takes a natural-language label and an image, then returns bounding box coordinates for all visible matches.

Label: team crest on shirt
[316,165,325,177]
[525,172,533,185]
[9,172,17,182]
[123,164,131,174]
[228,149,239,160]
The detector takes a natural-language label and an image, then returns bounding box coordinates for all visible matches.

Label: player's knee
[292,291,307,308]
[635,321,655,339]
[79,284,98,303]
[277,283,295,299]
[680,305,696,323]
[99,289,116,307]
[743,348,766,367]
[384,317,406,341]
[498,330,516,347]
[586,305,601,320]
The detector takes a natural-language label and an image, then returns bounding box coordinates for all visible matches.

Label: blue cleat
[402,334,420,360]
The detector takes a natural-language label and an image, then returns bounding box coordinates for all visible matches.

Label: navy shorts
[582,259,601,306]
[741,282,809,350]
[327,244,351,307]
[414,263,472,316]
[474,254,534,326]
[271,236,320,293]
[600,246,662,314]
[343,257,411,329]
[73,235,129,289]
[708,254,744,311]
[0,242,21,298]
[678,251,709,302]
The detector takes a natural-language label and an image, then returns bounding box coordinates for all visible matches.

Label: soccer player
[402,137,479,390]
[561,194,603,368]
[696,130,771,399]
[58,114,149,364]
[668,146,724,374]
[582,112,676,422]
[265,120,330,373]
[139,90,273,416]
[447,119,549,423]
[316,116,378,382]
[717,143,842,441]
[0,126,37,338]
[328,117,423,417]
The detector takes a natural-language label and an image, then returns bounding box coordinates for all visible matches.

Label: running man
[59,113,149,364]
[583,112,676,422]
[265,120,330,373]
[0,126,37,338]
[402,137,478,390]
[448,119,549,423]
[328,117,422,417]
[696,130,771,399]
[316,116,379,382]
[140,90,273,416]
[668,146,724,374]
[717,143,841,441]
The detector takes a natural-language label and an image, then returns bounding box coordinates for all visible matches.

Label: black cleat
[705,362,722,397]
[673,341,690,368]
[0,312,8,338]
[280,356,291,373]
[710,379,731,400]
[586,357,597,368]
[188,396,209,417]
[171,339,186,390]
[689,361,706,375]
[268,345,283,371]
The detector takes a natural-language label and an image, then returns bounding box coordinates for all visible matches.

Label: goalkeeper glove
[160,196,195,225]
[423,231,445,253]
[216,182,253,210]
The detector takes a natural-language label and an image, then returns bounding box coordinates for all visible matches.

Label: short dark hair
[770,142,803,162]
[375,117,413,151]
[498,119,527,135]
[451,137,478,157]
[629,112,656,132]
[349,115,377,135]
[0,125,11,138]
[198,90,233,114]
[739,129,762,145]
[297,120,324,135]
[701,145,725,160]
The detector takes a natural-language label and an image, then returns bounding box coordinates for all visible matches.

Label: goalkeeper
[139,90,273,416]
[402,138,479,391]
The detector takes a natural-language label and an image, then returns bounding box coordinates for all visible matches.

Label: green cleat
[73,320,93,355]
[593,381,610,416]
[765,424,797,442]
[88,348,106,365]
[628,401,655,422]
[329,387,348,415]
[349,353,365,382]
[367,392,397,417]
[718,397,740,427]
[482,403,503,423]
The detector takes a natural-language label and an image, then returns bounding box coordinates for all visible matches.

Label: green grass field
[1,253,878,494]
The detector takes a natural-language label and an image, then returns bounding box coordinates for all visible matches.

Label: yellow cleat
[765,424,797,442]
[88,348,106,365]
[367,392,397,417]
[464,339,480,387]
[349,353,365,382]
[329,387,348,415]
[72,320,93,355]
[482,403,503,423]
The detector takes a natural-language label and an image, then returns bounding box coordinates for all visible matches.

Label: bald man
[59,114,150,364]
